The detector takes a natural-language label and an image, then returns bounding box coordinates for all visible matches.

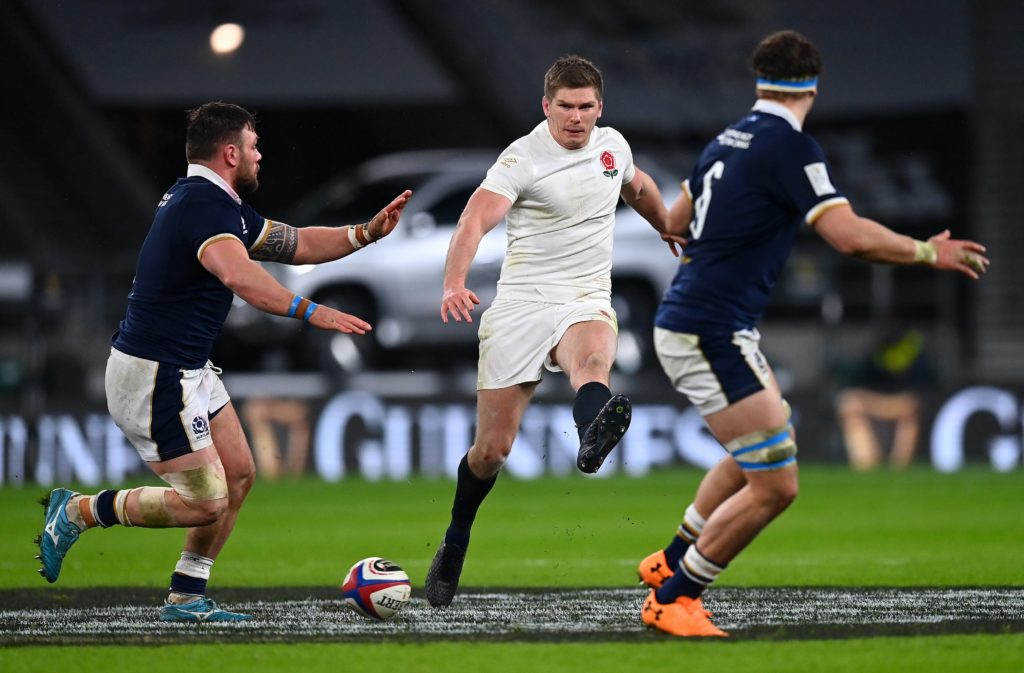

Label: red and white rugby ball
[340,557,412,620]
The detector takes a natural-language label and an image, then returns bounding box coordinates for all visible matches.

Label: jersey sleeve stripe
[197,233,244,260]
[681,179,693,203]
[248,218,272,252]
[805,197,850,226]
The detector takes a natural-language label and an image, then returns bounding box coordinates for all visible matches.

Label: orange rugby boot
[637,549,674,589]
[640,590,727,637]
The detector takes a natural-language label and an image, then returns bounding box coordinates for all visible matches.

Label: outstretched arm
[441,187,511,324]
[250,190,412,264]
[621,168,667,227]
[814,204,989,279]
[621,168,686,257]
[201,238,373,334]
[661,184,694,257]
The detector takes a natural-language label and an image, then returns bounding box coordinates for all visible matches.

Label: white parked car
[223,149,682,375]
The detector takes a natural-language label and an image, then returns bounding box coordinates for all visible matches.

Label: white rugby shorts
[105,347,230,462]
[477,299,618,389]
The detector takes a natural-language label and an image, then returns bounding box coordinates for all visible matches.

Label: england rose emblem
[600,150,618,178]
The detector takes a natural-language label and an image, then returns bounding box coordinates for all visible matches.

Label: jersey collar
[187,163,242,204]
[751,99,802,132]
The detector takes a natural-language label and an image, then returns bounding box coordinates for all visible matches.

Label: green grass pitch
[2,466,1023,671]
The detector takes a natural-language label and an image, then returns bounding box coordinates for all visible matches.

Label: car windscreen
[305,174,430,226]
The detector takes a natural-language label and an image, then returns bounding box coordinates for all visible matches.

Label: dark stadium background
[1,0,1021,485]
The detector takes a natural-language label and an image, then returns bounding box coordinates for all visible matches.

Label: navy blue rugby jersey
[112,170,268,368]
[656,100,848,333]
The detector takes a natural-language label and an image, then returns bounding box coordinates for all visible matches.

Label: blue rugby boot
[36,488,83,583]
[159,596,253,622]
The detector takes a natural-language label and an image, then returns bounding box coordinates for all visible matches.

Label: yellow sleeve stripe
[806,197,849,226]
[197,233,243,261]
[249,218,272,253]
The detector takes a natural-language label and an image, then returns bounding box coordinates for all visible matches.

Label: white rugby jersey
[480,121,636,304]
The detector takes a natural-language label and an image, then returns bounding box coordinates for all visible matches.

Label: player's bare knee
[477,426,516,455]
[466,446,504,479]
[180,495,228,525]
[470,438,512,472]
[748,477,797,514]
[477,447,510,472]
[775,478,799,510]
[768,467,799,510]
[200,496,229,523]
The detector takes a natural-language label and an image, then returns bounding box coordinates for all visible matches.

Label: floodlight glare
[210,23,245,54]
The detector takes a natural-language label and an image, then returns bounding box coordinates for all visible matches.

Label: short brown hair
[752,30,822,100]
[185,102,255,162]
[543,55,603,101]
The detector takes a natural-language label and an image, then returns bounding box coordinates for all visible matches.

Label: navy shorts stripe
[151,362,192,461]
[697,332,766,405]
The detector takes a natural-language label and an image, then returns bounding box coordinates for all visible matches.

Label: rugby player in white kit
[425,55,683,607]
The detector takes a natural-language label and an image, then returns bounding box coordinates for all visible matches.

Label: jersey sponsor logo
[804,162,837,197]
[157,192,172,208]
[716,129,753,149]
[600,150,618,178]
[499,156,518,168]
[190,415,210,439]
[240,216,248,236]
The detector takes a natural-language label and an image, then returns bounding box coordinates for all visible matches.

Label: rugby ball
[340,557,412,620]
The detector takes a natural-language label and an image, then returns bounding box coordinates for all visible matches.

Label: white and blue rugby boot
[36,488,83,583]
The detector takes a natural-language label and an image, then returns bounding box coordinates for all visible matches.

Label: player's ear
[223,142,239,168]
[596,99,603,118]
[542,96,550,118]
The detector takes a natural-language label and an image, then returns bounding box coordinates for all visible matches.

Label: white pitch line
[1,587,1022,642]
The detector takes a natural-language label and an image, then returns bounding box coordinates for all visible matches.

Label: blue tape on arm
[287,295,302,318]
[303,302,319,321]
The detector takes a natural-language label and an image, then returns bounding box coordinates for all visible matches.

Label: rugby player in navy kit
[636,31,989,637]
[35,102,411,621]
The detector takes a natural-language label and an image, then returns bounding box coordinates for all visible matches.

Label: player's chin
[237,176,259,195]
